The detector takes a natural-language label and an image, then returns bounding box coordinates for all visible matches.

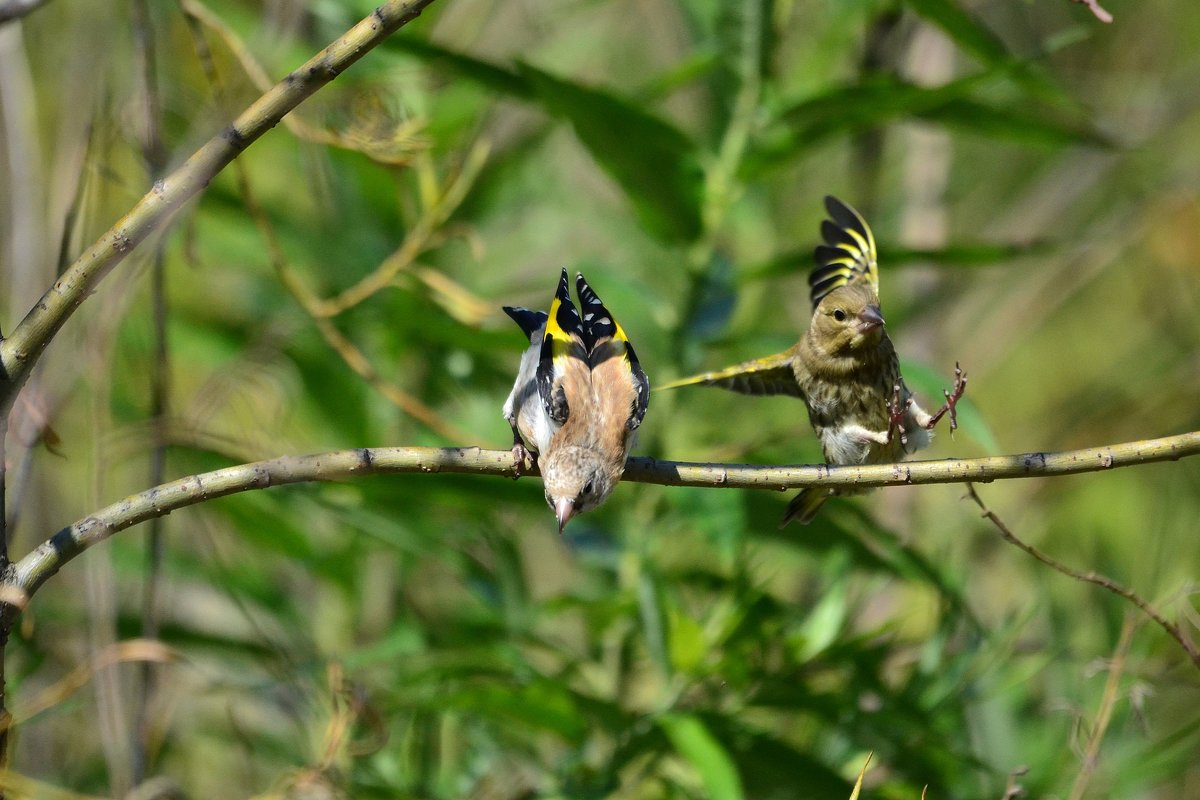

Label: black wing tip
[575,271,605,310]
[823,196,867,236]
[503,305,548,338]
[812,244,848,270]
[821,220,858,249]
[552,267,573,319]
[573,271,621,350]
[824,195,857,220]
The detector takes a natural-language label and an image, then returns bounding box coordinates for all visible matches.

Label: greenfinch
[661,196,965,525]
[503,269,650,531]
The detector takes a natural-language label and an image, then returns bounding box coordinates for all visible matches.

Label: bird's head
[541,445,618,532]
[810,284,886,353]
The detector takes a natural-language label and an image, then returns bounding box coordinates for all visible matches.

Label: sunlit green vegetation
[1,0,1197,797]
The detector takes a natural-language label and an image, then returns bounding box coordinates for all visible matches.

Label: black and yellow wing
[536,269,587,425]
[576,272,650,430]
[809,195,879,308]
[656,351,800,398]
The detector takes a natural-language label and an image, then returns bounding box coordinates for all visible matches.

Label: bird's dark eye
[833,308,846,321]
[583,481,594,496]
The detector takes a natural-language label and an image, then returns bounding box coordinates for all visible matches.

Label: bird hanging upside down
[660,196,966,525]
[502,269,650,532]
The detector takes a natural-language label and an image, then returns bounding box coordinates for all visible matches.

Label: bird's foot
[923,362,968,432]
[886,383,913,447]
[511,440,536,478]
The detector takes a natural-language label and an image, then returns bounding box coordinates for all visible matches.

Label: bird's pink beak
[555,497,575,533]
[857,304,885,332]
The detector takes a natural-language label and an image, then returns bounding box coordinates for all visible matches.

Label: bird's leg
[922,362,968,432]
[845,424,892,446]
[886,383,913,446]
[508,421,536,477]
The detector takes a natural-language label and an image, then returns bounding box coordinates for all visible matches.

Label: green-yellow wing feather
[657,351,800,398]
[537,268,586,424]
[809,195,878,308]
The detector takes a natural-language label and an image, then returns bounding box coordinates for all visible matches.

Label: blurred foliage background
[1,0,1198,797]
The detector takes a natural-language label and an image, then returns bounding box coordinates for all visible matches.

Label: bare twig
[1001,766,1028,799]
[0,0,49,25]
[6,639,177,729]
[131,0,169,784]
[311,143,490,317]
[0,0,441,408]
[232,163,472,442]
[965,485,1199,669]
[1,400,8,567]
[0,407,9,772]
[179,0,426,165]
[0,430,1196,634]
[1068,615,1134,800]
[1071,0,1113,24]
[181,0,470,442]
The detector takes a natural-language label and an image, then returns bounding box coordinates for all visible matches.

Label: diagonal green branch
[2,429,1197,630]
[0,0,439,406]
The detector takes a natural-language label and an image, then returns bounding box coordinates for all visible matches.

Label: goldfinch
[503,269,650,531]
[660,196,965,525]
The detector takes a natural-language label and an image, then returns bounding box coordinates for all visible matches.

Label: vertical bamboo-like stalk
[132,0,170,785]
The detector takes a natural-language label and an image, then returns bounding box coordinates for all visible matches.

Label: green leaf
[794,558,849,660]
[751,73,987,170]
[711,0,771,133]
[880,240,1055,267]
[668,608,707,674]
[755,64,1101,174]
[637,570,672,678]
[659,714,745,800]
[443,679,590,744]
[831,504,978,626]
[901,0,1073,102]
[916,97,1112,148]
[379,43,706,242]
[902,0,1010,65]
[383,36,534,99]
[519,63,705,243]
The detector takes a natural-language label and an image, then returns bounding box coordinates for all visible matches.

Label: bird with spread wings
[660,196,965,525]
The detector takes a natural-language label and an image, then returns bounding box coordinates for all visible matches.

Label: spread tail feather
[780,488,833,527]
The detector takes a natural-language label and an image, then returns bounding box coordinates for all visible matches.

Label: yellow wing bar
[657,351,801,398]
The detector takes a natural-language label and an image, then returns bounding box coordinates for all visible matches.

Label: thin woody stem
[966,485,1199,670]
[0,0,50,24]
[1067,614,1135,800]
[232,162,472,442]
[1,429,1197,636]
[0,0,440,408]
